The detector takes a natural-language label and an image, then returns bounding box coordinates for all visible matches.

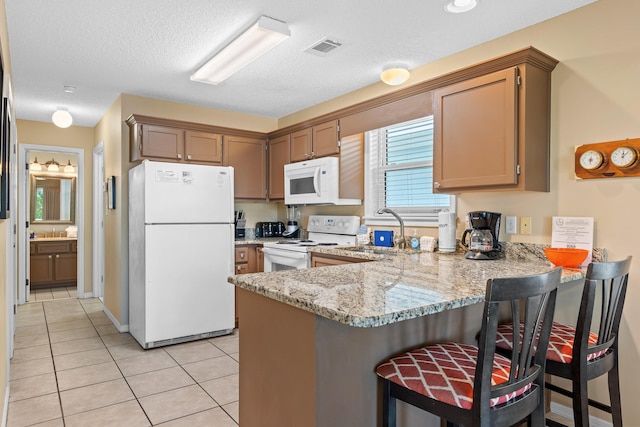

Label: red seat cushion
[376,342,532,410]
[495,322,608,364]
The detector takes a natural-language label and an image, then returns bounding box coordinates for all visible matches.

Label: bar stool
[496,257,631,427]
[376,268,561,427]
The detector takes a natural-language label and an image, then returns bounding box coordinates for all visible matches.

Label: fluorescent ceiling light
[52,109,73,128]
[191,16,290,85]
[444,0,478,13]
[380,65,410,86]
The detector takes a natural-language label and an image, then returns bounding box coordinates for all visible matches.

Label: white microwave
[284,157,361,206]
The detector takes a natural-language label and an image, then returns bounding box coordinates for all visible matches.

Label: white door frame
[92,142,105,300]
[5,96,17,364]
[18,144,85,304]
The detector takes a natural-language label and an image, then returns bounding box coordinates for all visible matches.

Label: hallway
[7,297,239,426]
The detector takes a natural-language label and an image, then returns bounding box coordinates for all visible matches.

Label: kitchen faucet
[377,208,406,249]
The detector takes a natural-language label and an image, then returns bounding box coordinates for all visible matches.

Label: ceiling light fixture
[444,0,478,13]
[380,65,410,86]
[45,158,60,172]
[31,157,42,171]
[52,109,73,128]
[191,16,290,86]
[64,160,75,173]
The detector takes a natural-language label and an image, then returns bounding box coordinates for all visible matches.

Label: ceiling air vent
[304,37,342,56]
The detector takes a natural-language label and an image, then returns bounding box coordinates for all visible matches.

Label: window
[364,116,455,226]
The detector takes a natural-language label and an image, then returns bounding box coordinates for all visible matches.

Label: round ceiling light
[445,0,478,13]
[380,65,410,86]
[52,109,73,128]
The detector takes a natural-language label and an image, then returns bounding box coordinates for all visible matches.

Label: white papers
[551,217,594,266]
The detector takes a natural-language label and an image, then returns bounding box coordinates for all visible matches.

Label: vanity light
[191,16,290,85]
[31,157,42,171]
[52,109,73,128]
[64,160,75,173]
[45,158,60,172]
[380,65,410,86]
[444,0,478,13]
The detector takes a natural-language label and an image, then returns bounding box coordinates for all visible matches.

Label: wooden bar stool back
[376,268,561,427]
[496,257,631,426]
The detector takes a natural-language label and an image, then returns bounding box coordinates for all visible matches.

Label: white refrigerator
[128,160,235,349]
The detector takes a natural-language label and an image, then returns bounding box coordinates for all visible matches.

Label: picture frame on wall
[0,96,10,220]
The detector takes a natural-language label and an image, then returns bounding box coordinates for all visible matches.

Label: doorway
[18,144,84,305]
[92,142,105,301]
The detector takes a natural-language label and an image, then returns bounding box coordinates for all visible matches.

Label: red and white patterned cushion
[495,322,608,364]
[376,342,532,410]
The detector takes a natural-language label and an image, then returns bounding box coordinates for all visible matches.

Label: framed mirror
[30,173,76,224]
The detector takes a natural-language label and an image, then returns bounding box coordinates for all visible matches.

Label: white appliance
[262,215,360,271]
[284,157,361,206]
[128,160,235,349]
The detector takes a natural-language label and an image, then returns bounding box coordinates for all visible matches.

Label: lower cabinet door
[30,255,54,284]
[54,253,77,282]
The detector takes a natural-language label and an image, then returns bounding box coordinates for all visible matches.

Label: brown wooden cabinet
[127,115,239,166]
[267,134,290,200]
[310,253,370,267]
[290,120,340,162]
[185,130,222,164]
[223,136,267,200]
[433,52,557,192]
[234,244,264,274]
[30,240,77,289]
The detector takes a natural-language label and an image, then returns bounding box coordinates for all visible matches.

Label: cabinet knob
[237,265,241,271]
[177,154,182,159]
[311,151,316,158]
[240,253,245,259]
[56,255,60,258]
[305,153,310,159]
[434,182,440,189]
[48,255,52,259]
[187,155,192,160]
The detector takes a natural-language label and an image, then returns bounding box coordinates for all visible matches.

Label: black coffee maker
[461,211,502,260]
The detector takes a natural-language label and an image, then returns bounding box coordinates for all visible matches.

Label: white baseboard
[2,383,9,427]
[78,292,93,299]
[550,402,612,427]
[103,305,129,333]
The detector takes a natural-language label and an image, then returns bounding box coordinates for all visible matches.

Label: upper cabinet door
[312,120,340,159]
[290,128,312,162]
[223,135,267,200]
[185,130,222,164]
[433,68,518,191]
[140,124,185,161]
[268,134,290,200]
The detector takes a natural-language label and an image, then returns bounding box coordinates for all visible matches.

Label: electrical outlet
[505,216,518,234]
[520,216,532,235]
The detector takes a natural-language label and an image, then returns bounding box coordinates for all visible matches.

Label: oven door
[262,247,310,271]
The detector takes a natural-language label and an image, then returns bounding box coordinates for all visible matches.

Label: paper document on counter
[551,216,594,266]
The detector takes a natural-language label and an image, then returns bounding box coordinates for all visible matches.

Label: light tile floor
[8,295,239,426]
[30,286,77,301]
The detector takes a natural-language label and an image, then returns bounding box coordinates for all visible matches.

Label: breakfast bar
[229,244,597,427]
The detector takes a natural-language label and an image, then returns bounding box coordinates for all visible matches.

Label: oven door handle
[262,247,309,260]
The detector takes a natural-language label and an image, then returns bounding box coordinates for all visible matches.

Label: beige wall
[281,0,640,422]
[16,120,95,295]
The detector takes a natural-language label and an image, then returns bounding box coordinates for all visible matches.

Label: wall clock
[575,138,640,179]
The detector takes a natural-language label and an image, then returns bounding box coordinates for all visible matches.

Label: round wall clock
[610,146,638,169]
[579,149,606,170]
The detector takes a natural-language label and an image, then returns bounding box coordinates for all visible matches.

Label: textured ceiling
[5,0,596,127]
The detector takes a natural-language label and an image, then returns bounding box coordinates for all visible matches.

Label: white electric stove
[262,215,360,271]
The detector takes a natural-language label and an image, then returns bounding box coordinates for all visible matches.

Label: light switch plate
[505,216,518,234]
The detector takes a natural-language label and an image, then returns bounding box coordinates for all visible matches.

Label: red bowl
[544,248,589,268]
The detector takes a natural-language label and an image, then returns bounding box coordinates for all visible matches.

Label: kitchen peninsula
[229,245,597,427]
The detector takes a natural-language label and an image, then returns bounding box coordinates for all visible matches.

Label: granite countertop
[30,237,77,242]
[229,243,602,328]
